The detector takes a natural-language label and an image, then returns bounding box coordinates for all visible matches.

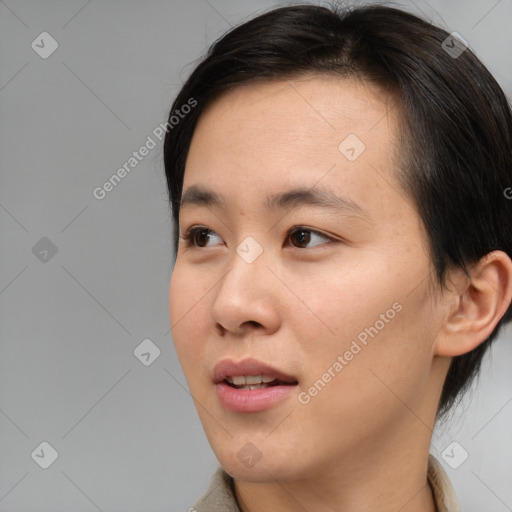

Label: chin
[215,445,304,483]
[225,464,273,483]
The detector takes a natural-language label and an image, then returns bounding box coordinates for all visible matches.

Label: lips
[213,357,298,386]
[213,357,299,413]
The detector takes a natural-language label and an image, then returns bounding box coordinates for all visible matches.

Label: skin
[169,76,512,512]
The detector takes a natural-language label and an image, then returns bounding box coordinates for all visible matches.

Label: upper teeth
[226,375,276,385]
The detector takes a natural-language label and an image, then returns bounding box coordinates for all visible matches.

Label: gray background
[0,0,511,510]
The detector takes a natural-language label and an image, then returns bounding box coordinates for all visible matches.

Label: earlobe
[434,251,512,357]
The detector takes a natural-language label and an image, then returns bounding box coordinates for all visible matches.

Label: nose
[210,250,281,337]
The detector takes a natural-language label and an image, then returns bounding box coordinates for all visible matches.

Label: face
[169,76,447,483]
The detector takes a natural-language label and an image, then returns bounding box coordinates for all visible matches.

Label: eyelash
[180,225,335,250]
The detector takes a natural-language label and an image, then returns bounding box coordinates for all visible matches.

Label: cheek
[295,265,434,406]
[308,297,434,422]
[295,263,401,353]
[316,247,431,351]
[169,264,209,357]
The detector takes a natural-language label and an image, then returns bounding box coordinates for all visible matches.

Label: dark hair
[163,2,512,419]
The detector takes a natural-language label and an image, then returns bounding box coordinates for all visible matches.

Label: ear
[434,250,512,357]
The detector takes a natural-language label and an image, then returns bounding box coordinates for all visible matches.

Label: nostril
[215,320,262,336]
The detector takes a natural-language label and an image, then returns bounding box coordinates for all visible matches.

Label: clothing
[191,454,461,512]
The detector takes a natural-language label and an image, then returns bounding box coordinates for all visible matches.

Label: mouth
[213,357,299,412]
[213,357,299,386]
[223,375,297,390]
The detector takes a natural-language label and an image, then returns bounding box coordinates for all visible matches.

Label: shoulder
[428,453,462,512]
[191,466,241,512]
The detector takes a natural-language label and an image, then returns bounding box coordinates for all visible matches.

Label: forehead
[190,75,394,152]
[183,76,406,222]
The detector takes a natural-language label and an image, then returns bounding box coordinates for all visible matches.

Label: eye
[180,225,333,249]
[287,227,331,248]
[180,226,223,248]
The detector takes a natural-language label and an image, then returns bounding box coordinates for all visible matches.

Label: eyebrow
[180,184,369,218]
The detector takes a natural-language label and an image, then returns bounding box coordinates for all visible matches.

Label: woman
[165,4,512,511]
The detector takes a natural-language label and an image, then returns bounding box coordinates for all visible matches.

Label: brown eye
[181,225,331,250]
[289,229,311,248]
[181,227,222,248]
[193,228,212,247]
[287,227,330,249]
